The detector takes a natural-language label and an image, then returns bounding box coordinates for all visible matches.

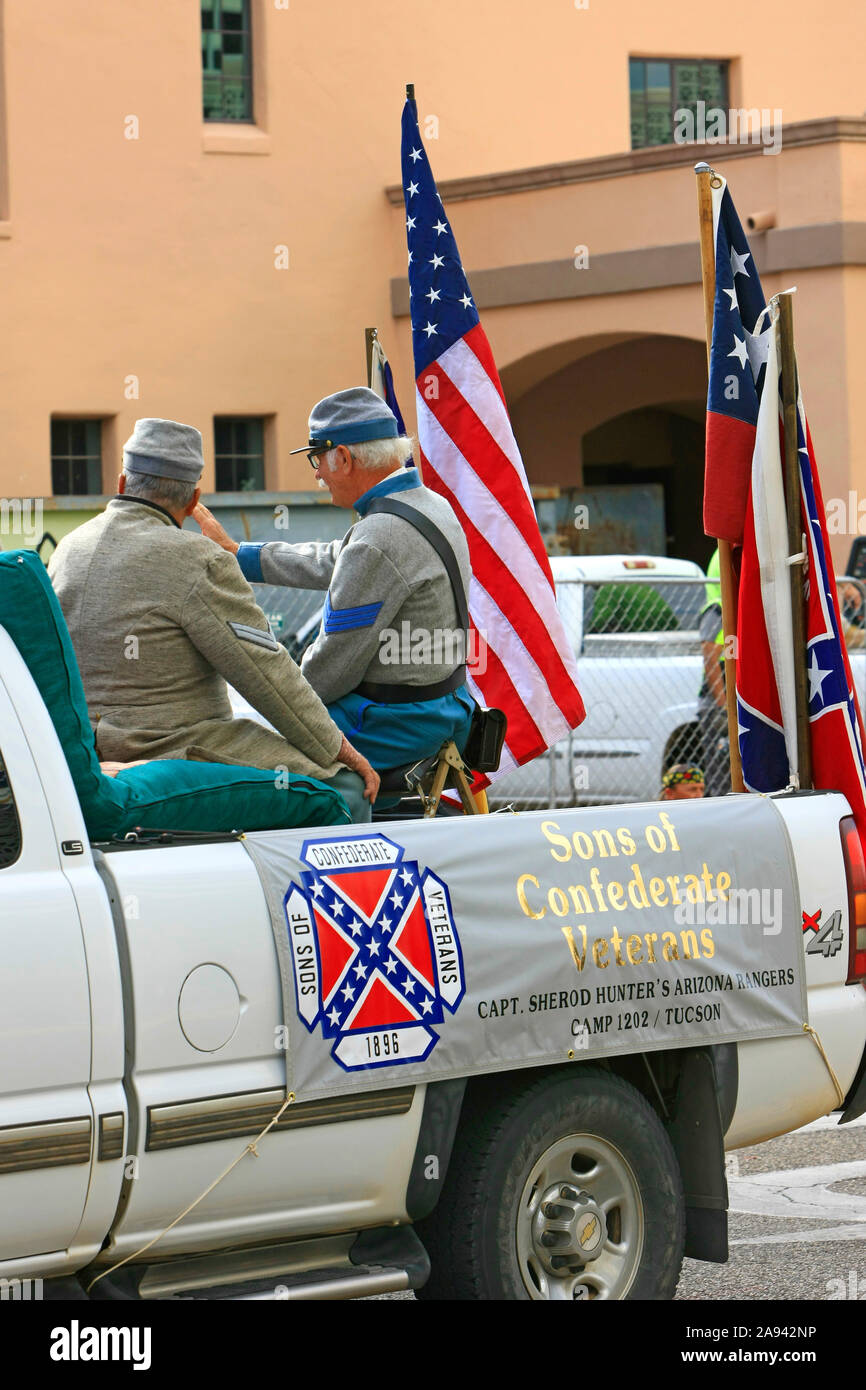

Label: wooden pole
[777,294,812,788]
[365,327,377,389]
[694,163,746,793]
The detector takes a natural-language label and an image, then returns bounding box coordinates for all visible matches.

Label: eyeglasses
[306,447,331,470]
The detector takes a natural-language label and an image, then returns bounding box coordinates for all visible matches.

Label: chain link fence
[487,573,866,811]
[246,570,866,808]
[251,582,325,661]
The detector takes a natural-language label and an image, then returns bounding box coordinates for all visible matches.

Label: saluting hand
[193,503,239,556]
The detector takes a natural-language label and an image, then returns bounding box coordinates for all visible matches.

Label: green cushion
[0,550,350,838]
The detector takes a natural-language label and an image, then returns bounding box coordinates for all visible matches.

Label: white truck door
[0,692,94,1263]
[99,842,420,1261]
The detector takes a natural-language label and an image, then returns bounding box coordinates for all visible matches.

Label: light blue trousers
[327,684,476,772]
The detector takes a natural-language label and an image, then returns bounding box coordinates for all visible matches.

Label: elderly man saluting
[196,388,475,772]
[49,418,378,821]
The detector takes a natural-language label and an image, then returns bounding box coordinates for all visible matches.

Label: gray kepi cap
[122,418,205,483]
[289,387,399,453]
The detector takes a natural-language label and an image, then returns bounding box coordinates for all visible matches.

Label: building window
[202,0,253,122]
[629,58,728,150]
[51,419,103,496]
[214,417,265,491]
[0,752,21,871]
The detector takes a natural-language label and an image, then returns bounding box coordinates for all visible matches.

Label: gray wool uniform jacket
[236,470,472,705]
[48,497,345,779]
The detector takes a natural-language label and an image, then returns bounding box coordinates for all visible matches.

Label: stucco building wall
[0,0,864,566]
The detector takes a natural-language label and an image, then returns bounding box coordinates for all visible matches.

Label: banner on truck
[242,797,807,1102]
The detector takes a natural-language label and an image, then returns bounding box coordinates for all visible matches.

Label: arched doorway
[503,333,715,569]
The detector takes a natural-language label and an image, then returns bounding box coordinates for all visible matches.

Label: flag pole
[405,79,487,813]
[695,162,746,794]
[777,293,812,788]
[365,327,377,389]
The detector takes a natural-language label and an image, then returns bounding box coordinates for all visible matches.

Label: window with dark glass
[202,0,253,122]
[214,417,265,491]
[629,58,728,150]
[50,419,103,496]
[0,752,22,870]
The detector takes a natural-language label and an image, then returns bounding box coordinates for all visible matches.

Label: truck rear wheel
[415,1068,684,1301]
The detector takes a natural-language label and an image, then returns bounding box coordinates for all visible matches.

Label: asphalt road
[370,1112,866,1301]
[676,1111,866,1301]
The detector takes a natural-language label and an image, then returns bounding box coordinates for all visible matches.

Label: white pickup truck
[3,612,866,1302]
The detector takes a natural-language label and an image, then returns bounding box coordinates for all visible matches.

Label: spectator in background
[660,763,705,800]
[840,582,866,650]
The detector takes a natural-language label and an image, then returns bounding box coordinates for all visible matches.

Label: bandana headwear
[662,763,705,790]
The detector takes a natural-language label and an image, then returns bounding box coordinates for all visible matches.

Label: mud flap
[665,1047,731,1264]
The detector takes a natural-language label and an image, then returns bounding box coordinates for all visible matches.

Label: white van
[489,554,708,808]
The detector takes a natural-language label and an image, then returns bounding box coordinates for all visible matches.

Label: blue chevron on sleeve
[322,591,384,634]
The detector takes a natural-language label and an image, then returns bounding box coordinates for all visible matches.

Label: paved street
[676,1111,866,1300]
[371,1112,866,1301]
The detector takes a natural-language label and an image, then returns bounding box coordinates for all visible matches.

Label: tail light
[840,816,866,983]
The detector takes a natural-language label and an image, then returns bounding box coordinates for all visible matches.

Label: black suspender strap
[364,497,470,634]
[354,496,470,704]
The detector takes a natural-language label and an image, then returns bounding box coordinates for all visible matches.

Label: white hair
[324,436,415,473]
[123,469,198,509]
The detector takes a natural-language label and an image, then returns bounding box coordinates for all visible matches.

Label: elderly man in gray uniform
[48,418,378,822]
[195,388,476,771]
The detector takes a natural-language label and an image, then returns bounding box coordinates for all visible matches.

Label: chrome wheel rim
[515,1132,644,1300]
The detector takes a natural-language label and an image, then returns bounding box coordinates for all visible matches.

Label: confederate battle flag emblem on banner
[283,835,466,1072]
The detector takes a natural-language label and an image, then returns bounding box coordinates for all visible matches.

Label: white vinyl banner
[242,797,806,1102]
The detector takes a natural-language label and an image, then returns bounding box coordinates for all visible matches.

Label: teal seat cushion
[0,550,350,837]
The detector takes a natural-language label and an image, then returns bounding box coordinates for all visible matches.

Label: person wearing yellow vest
[698,548,731,797]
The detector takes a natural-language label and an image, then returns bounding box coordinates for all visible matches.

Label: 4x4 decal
[802,907,845,959]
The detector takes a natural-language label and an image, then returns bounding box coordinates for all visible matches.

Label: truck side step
[191,1263,413,1301]
[88,1226,429,1302]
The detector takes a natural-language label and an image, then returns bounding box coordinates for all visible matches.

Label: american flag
[400,97,585,777]
[708,176,866,837]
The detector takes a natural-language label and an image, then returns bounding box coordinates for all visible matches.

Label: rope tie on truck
[802,1023,845,1108]
[85,1091,295,1294]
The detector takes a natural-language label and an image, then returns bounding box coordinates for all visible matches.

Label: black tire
[415,1068,684,1301]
